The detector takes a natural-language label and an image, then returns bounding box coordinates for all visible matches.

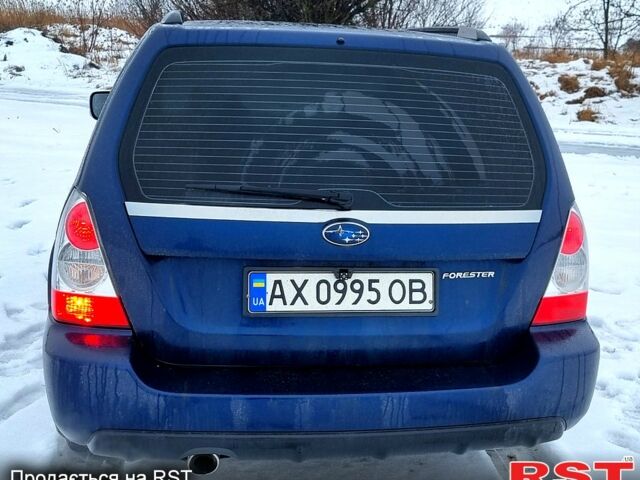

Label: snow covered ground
[521,58,640,148]
[0,27,639,477]
[1,28,126,89]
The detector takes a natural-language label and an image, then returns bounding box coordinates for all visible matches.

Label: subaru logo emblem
[322,221,370,247]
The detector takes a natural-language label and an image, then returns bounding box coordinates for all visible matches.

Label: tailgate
[114,45,547,366]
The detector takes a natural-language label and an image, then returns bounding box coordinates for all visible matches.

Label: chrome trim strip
[125,202,542,224]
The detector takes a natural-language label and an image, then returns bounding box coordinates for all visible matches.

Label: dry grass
[628,53,640,68]
[612,51,640,68]
[588,54,639,93]
[577,107,598,122]
[511,50,531,60]
[583,86,607,99]
[107,15,146,38]
[513,49,638,95]
[64,43,86,57]
[0,0,139,37]
[565,97,584,105]
[540,50,576,63]
[538,90,556,100]
[565,85,609,105]
[558,74,580,93]
[609,62,637,93]
[516,49,639,69]
[0,0,141,68]
[590,57,610,71]
[0,0,65,32]
[513,49,579,63]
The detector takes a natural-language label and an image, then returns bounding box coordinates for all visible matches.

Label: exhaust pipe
[187,454,220,475]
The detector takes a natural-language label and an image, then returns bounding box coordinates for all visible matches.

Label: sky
[483,0,570,33]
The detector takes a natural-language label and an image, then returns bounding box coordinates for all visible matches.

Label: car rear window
[120,46,545,210]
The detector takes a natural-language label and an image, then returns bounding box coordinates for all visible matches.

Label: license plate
[245,269,436,315]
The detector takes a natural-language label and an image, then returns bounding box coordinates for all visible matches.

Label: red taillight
[531,291,588,325]
[51,190,131,330]
[52,290,129,328]
[65,202,99,250]
[531,205,588,326]
[560,210,584,255]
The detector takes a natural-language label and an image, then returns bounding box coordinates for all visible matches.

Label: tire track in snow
[563,152,640,456]
[591,311,640,454]
[0,322,44,376]
[0,87,80,434]
[0,383,43,423]
[0,319,46,426]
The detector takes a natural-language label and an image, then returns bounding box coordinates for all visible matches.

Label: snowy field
[0,28,639,477]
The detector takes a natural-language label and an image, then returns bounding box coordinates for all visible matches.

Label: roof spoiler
[162,10,183,25]
[408,26,491,42]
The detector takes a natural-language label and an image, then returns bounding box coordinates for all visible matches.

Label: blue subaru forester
[44,12,599,473]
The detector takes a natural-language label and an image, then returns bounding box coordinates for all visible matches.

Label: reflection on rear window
[127,47,542,210]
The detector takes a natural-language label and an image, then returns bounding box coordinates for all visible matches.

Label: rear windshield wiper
[185,183,353,210]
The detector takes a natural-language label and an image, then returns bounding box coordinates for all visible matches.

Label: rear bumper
[43,320,599,461]
[89,419,564,461]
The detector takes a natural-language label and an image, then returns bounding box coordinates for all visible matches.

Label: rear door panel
[123,252,540,366]
[123,210,542,366]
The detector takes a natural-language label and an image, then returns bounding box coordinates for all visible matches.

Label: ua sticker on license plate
[246,270,436,315]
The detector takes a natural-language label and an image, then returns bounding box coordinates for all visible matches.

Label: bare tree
[114,0,488,33]
[58,0,109,57]
[253,0,383,23]
[169,0,252,20]
[412,0,487,28]
[499,20,527,51]
[360,0,486,29]
[622,1,640,19]
[173,0,486,28]
[172,0,382,24]
[360,0,419,28]
[568,0,640,58]
[113,0,169,36]
[624,36,640,51]
[537,12,575,50]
